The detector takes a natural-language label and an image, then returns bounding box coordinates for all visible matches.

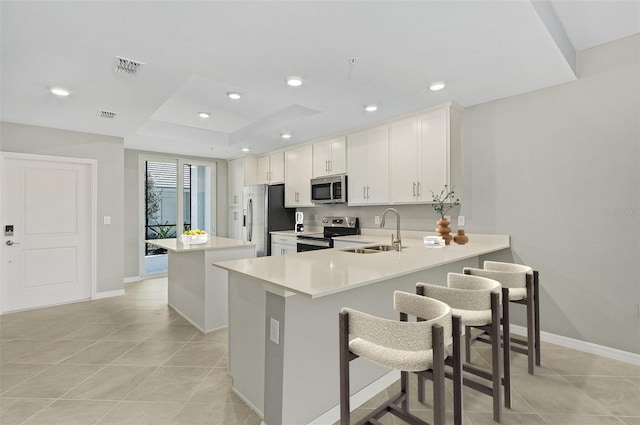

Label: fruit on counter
[184,229,207,236]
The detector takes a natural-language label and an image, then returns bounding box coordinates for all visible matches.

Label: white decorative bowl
[180,234,209,244]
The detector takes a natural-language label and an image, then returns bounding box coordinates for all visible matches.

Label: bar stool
[417,273,509,422]
[339,291,463,425]
[464,261,540,374]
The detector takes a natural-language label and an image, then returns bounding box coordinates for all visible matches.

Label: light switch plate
[103,216,111,225]
[458,215,465,226]
[374,216,380,225]
[270,318,279,344]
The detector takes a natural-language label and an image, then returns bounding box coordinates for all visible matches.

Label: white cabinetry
[228,209,244,240]
[228,156,257,208]
[285,145,314,207]
[347,125,390,205]
[257,152,284,184]
[390,104,460,203]
[271,234,297,256]
[313,136,347,177]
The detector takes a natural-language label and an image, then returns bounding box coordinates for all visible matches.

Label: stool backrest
[463,261,532,289]
[418,273,500,311]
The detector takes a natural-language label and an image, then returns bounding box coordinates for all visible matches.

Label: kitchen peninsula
[214,232,509,425]
[148,237,256,333]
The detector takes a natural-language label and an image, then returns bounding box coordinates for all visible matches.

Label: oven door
[296,237,332,252]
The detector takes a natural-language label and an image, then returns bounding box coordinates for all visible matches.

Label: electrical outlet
[270,318,279,344]
[314,214,319,222]
[374,216,380,225]
[103,216,111,225]
[458,215,465,227]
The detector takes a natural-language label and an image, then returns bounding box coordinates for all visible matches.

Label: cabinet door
[313,140,331,177]
[228,208,243,240]
[365,125,390,204]
[390,117,419,203]
[284,149,300,206]
[328,136,347,175]
[270,152,285,184]
[257,156,270,184]
[347,130,369,205]
[296,145,314,206]
[228,158,244,207]
[418,109,448,199]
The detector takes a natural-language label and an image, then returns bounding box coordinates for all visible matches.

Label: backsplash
[298,204,464,231]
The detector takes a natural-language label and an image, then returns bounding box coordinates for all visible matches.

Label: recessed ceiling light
[227,92,241,100]
[364,104,378,112]
[198,112,211,118]
[50,87,70,97]
[281,133,292,139]
[285,76,303,87]
[241,148,251,152]
[429,81,446,91]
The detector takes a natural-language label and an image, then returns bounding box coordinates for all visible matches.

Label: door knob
[5,240,20,246]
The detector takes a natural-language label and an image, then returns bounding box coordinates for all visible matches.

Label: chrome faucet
[380,208,402,251]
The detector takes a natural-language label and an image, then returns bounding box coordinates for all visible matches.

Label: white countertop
[147,236,256,252]
[270,228,323,237]
[214,233,510,298]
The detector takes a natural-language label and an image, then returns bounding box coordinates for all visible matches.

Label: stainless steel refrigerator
[243,184,296,257]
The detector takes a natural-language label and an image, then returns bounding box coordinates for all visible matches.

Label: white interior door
[1,153,94,312]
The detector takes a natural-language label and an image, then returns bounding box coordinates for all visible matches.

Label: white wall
[0,122,125,294]
[463,35,639,354]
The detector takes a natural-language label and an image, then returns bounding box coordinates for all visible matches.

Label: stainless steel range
[296,216,359,252]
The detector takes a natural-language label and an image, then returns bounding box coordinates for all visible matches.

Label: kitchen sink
[340,245,408,254]
[367,244,399,251]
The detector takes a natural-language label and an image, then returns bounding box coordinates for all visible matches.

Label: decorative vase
[453,229,469,245]
[436,218,453,245]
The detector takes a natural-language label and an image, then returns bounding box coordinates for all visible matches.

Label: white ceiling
[1,1,638,159]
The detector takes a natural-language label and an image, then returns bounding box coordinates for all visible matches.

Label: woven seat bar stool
[417,273,509,422]
[464,261,540,374]
[339,291,463,425]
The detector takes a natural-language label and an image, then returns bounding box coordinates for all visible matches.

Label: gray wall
[123,149,228,279]
[0,122,125,293]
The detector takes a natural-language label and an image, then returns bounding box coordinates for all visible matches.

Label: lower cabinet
[271,234,297,255]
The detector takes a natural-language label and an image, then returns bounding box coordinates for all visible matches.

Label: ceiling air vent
[115,56,144,75]
[98,110,117,119]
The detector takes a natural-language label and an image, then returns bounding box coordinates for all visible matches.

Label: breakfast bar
[214,232,509,425]
[148,236,256,333]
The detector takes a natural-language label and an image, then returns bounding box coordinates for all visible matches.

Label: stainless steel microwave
[310,175,347,204]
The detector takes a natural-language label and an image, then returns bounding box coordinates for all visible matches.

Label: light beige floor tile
[147,324,201,342]
[107,308,177,324]
[335,407,396,425]
[124,366,209,402]
[189,328,227,344]
[62,340,138,365]
[100,323,165,341]
[188,367,244,403]
[619,417,640,425]
[0,340,49,363]
[164,342,225,367]
[111,340,184,366]
[3,364,102,398]
[0,397,54,425]
[540,414,627,424]
[62,324,127,340]
[539,349,620,376]
[96,401,184,425]
[465,412,546,425]
[602,359,640,377]
[474,347,557,376]
[564,375,640,416]
[510,374,611,415]
[63,365,155,400]
[0,320,48,340]
[626,377,640,387]
[20,321,90,341]
[13,340,94,364]
[21,399,117,425]
[0,362,51,394]
[171,400,253,425]
[244,411,263,425]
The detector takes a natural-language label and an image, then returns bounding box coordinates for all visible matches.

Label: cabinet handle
[417,182,421,197]
[412,182,416,197]
[234,195,238,204]
[328,160,332,172]
[363,186,366,199]
[366,186,370,199]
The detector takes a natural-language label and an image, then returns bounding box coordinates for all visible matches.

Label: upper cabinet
[347,125,390,205]
[313,136,347,177]
[285,144,314,207]
[228,156,257,208]
[257,152,285,185]
[389,104,461,204]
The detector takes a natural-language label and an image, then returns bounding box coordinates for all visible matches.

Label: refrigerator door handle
[247,199,253,241]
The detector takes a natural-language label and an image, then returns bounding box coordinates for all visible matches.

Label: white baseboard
[123,276,141,284]
[232,387,264,419]
[93,289,125,300]
[510,324,640,366]
[308,371,400,425]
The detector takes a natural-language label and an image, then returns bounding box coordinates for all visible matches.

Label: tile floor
[1,277,638,425]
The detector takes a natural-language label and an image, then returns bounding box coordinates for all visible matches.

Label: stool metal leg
[490,292,502,423]
[339,312,350,425]
[432,324,445,425]
[534,271,541,367]
[502,288,511,409]
[525,275,535,375]
[452,316,463,425]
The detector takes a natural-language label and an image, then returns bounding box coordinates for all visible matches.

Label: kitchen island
[214,232,509,425]
[148,236,256,333]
